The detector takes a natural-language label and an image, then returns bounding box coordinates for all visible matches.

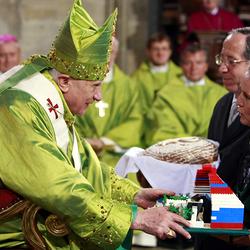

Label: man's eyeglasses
[215,54,249,67]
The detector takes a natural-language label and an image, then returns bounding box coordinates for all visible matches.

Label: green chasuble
[75,65,143,166]
[0,69,140,249]
[145,76,227,146]
[132,60,182,114]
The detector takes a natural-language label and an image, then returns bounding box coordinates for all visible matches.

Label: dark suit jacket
[208,92,250,190]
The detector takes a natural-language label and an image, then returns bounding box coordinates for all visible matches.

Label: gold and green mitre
[47,0,117,81]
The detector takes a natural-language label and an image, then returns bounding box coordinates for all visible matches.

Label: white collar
[150,63,168,73]
[207,7,219,15]
[182,75,205,86]
[103,67,114,84]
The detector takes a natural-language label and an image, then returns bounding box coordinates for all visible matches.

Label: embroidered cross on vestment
[47,98,59,119]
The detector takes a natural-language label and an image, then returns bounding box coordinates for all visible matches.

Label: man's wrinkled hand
[87,138,104,154]
[131,207,191,240]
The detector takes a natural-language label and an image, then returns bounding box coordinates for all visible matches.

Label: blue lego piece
[210,183,228,188]
[211,208,244,223]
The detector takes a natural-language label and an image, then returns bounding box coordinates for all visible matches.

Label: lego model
[157,164,244,230]
[195,164,244,229]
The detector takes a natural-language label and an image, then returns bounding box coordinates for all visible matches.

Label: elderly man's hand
[131,207,191,240]
[86,138,104,154]
[134,188,175,209]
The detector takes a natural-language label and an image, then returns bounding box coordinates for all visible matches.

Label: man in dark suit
[208,28,250,191]
[195,27,250,250]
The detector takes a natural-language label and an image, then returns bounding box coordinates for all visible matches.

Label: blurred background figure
[75,37,142,167]
[132,33,181,146]
[145,44,226,146]
[188,0,243,32]
[132,33,181,115]
[0,34,21,74]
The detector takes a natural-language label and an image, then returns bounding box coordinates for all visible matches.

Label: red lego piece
[202,164,217,173]
[209,174,224,184]
[211,222,243,229]
[210,187,233,194]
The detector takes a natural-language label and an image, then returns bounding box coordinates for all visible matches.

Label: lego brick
[211,222,243,229]
[210,188,233,194]
[211,208,244,223]
[210,183,228,188]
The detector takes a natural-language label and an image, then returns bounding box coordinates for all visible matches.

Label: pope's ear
[57,74,70,93]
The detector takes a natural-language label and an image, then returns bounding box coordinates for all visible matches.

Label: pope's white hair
[49,68,66,83]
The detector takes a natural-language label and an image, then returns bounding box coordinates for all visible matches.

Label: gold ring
[166,228,175,238]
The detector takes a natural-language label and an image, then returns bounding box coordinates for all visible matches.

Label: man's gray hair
[229,27,250,60]
[243,65,250,81]
[49,69,60,82]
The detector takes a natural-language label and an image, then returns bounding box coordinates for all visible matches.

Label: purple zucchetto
[0,34,17,43]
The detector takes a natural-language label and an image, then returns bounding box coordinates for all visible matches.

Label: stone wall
[0,0,155,74]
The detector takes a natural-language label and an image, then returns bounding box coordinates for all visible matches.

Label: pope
[0,1,191,249]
